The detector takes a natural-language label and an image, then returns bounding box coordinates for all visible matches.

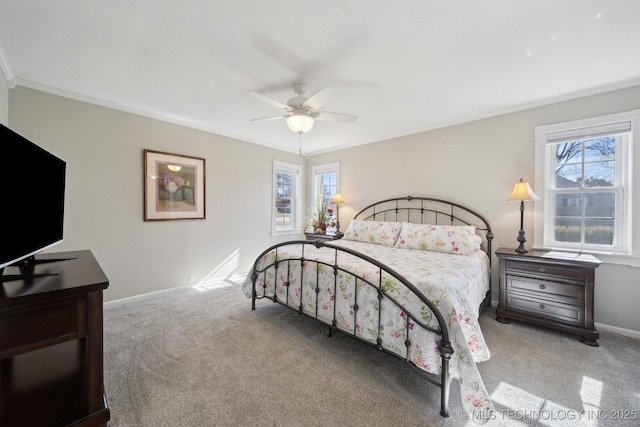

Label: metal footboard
[250,239,455,417]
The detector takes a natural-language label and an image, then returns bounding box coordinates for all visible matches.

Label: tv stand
[0,250,110,426]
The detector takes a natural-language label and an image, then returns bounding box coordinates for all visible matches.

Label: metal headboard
[353,195,493,257]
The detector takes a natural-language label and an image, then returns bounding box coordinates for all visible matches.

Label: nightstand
[495,247,601,346]
[304,233,342,242]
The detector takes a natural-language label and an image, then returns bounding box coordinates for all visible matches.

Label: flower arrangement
[159,172,185,194]
[308,198,337,234]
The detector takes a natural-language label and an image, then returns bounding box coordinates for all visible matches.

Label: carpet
[104,282,640,426]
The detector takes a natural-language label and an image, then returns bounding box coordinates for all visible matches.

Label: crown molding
[13,78,304,155]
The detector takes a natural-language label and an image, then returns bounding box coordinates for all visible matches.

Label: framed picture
[144,149,206,221]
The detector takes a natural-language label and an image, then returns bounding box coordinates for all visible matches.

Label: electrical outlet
[188,274,196,284]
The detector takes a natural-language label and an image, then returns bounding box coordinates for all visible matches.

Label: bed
[242,196,494,419]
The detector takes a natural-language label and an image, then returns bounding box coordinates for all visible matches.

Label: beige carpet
[103,282,640,426]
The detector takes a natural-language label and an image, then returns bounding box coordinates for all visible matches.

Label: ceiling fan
[247,83,357,134]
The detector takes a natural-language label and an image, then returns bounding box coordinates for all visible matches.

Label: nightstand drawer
[506,294,584,325]
[505,259,585,282]
[506,276,584,302]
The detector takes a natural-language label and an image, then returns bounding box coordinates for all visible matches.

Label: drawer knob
[539,303,546,310]
[538,267,546,272]
[539,284,546,290]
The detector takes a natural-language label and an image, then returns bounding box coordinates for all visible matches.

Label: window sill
[271,229,303,237]
[533,246,640,267]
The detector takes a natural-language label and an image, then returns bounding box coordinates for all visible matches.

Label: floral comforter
[242,239,493,419]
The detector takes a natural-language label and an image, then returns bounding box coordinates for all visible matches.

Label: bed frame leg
[251,270,258,310]
[440,360,450,417]
[438,339,453,417]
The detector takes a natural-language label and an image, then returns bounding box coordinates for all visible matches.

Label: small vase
[314,223,326,234]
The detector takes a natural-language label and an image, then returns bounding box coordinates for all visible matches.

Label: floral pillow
[342,220,403,247]
[394,222,480,255]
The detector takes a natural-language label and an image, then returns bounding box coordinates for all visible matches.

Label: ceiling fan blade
[250,115,288,122]
[303,86,337,111]
[311,111,358,123]
[246,91,291,111]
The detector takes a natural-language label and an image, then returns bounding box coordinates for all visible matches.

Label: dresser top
[0,250,109,301]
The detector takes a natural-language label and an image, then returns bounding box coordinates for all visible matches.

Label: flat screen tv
[0,123,66,281]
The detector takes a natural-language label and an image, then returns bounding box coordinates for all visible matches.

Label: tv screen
[0,124,66,272]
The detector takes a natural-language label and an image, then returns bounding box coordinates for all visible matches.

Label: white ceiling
[1,1,640,155]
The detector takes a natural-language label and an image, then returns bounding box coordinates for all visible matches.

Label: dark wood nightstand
[495,247,601,346]
[304,233,342,242]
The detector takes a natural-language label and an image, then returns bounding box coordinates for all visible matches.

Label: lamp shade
[286,114,314,134]
[167,165,181,172]
[332,192,345,204]
[508,178,539,202]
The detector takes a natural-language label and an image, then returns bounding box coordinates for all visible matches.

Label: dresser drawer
[505,259,585,282]
[0,298,82,355]
[506,275,584,303]
[506,294,584,326]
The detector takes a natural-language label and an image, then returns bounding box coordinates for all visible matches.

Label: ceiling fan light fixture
[286,113,314,134]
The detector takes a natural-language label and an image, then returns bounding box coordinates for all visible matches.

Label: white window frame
[534,109,640,266]
[311,161,340,206]
[272,160,302,236]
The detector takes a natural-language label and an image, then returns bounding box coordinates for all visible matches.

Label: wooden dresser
[495,247,601,346]
[0,250,110,426]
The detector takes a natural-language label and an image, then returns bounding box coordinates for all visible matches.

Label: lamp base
[515,230,528,253]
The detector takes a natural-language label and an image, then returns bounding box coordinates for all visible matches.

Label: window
[535,111,638,262]
[311,162,340,207]
[273,160,302,235]
[551,135,622,247]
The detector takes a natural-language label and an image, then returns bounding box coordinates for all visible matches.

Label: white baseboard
[595,322,640,341]
[104,284,193,307]
[104,274,248,308]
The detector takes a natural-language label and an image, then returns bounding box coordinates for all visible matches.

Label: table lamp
[508,178,539,253]
[332,192,345,236]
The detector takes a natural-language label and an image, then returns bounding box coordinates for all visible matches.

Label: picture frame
[144,149,206,221]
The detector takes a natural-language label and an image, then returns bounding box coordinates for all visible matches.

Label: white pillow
[342,220,402,247]
[394,222,479,255]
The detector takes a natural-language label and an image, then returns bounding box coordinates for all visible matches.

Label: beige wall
[8,84,640,335]
[310,85,640,335]
[9,86,302,301]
